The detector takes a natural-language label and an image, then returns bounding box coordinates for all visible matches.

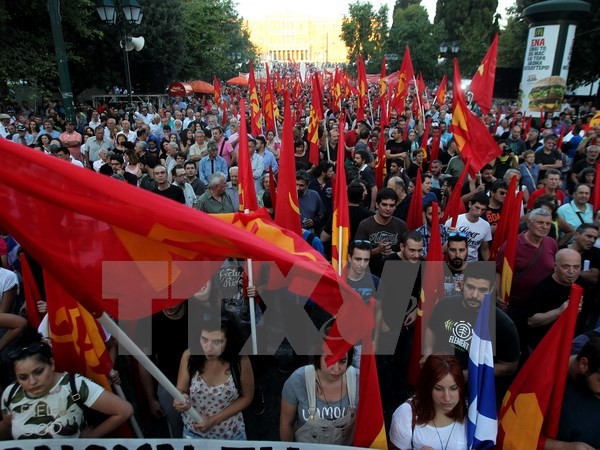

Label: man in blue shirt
[199,139,228,187]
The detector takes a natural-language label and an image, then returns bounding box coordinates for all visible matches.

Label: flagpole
[337,225,343,276]
[113,384,144,438]
[413,75,423,124]
[244,211,258,355]
[367,93,375,129]
[98,313,204,425]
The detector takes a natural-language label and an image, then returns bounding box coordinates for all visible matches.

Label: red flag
[237,98,259,212]
[452,59,502,176]
[19,253,43,328]
[46,271,113,389]
[593,161,600,212]
[352,339,387,449]
[489,175,518,260]
[498,284,583,449]
[356,55,368,123]
[408,202,444,386]
[263,65,276,133]
[434,74,447,105]
[470,33,498,115]
[379,57,387,98]
[499,191,524,305]
[556,125,566,150]
[332,117,350,275]
[420,117,432,156]
[332,68,342,113]
[430,132,441,162]
[274,91,302,236]
[394,46,415,112]
[308,73,323,167]
[417,72,426,96]
[248,60,262,136]
[406,168,424,230]
[268,166,277,208]
[213,74,221,104]
[442,168,468,226]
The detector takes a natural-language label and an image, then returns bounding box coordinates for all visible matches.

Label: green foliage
[341,1,389,68]
[180,0,256,81]
[434,0,499,76]
[394,0,421,11]
[387,4,444,82]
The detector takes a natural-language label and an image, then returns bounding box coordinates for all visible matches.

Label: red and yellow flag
[394,45,415,112]
[46,271,112,389]
[499,191,524,305]
[498,284,583,450]
[237,98,259,212]
[332,67,342,113]
[434,74,447,106]
[248,60,262,136]
[331,118,350,275]
[420,116,432,158]
[452,59,502,176]
[213,74,221,104]
[408,202,444,386]
[352,339,388,449]
[441,168,468,226]
[406,168,424,230]
[379,56,387,97]
[375,125,386,190]
[262,65,276,133]
[356,55,369,123]
[469,33,498,115]
[490,175,518,261]
[308,73,324,167]
[274,91,302,236]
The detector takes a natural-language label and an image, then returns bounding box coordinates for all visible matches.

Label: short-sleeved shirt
[153,184,185,204]
[556,201,594,229]
[444,215,492,262]
[557,376,600,448]
[427,295,520,369]
[355,216,409,277]
[1,373,104,439]
[527,275,572,348]
[195,191,235,214]
[527,187,565,210]
[535,149,562,180]
[282,366,359,428]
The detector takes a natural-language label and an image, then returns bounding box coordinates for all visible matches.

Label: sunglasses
[8,342,48,361]
[448,232,468,238]
[353,240,372,247]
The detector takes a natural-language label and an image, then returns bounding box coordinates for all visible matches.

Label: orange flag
[19,253,43,329]
[356,55,368,123]
[394,45,415,112]
[332,117,350,274]
[46,270,113,389]
[213,74,221,104]
[408,202,444,386]
[452,59,502,176]
[352,339,388,449]
[308,73,323,167]
[262,65,276,133]
[407,168,424,230]
[435,74,447,106]
[274,91,302,236]
[498,284,583,450]
[248,60,262,136]
[237,98,259,212]
[470,33,498,115]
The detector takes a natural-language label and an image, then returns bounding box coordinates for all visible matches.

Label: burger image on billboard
[528,76,566,112]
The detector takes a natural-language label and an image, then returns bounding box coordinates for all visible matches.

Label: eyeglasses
[8,342,47,361]
[448,232,467,238]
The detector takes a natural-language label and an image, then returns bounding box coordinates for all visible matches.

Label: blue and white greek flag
[467,294,497,449]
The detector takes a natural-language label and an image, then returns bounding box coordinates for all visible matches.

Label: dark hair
[400,230,423,245]
[314,161,334,178]
[187,317,243,381]
[490,180,508,193]
[355,150,370,163]
[577,336,600,374]
[481,164,494,172]
[171,164,185,177]
[110,154,124,164]
[576,223,599,234]
[139,154,159,169]
[545,169,561,178]
[470,192,490,207]
[414,355,467,425]
[8,329,53,367]
[574,183,591,194]
[348,181,366,203]
[577,167,596,184]
[463,264,494,286]
[376,187,399,204]
[312,325,355,369]
[296,169,310,183]
[348,239,372,256]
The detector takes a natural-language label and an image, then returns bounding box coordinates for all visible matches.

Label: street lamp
[438,41,460,64]
[96,0,144,106]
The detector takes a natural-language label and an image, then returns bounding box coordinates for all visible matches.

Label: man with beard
[443,233,469,296]
[423,264,520,378]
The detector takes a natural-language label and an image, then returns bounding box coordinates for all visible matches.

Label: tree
[387,4,444,82]
[180,0,256,81]
[341,1,389,70]
[434,0,499,77]
[394,0,421,10]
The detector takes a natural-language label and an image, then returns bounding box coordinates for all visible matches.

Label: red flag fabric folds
[248,60,262,136]
[469,33,498,115]
[332,118,350,275]
[237,98,259,212]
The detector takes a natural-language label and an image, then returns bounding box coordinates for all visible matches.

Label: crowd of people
[0,83,599,449]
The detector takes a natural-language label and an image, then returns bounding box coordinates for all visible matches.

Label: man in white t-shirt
[445,192,492,262]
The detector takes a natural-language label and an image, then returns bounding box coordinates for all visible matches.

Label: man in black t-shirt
[152,164,185,204]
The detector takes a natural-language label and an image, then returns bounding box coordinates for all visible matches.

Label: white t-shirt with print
[445,214,492,262]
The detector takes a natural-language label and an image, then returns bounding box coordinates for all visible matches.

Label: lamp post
[438,41,460,64]
[96,0,143,107]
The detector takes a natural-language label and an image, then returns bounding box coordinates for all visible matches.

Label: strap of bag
[512,236,544,284]
[303,365,317,419]
[68,373,85,409]
[5,382,20,407]
[570,201,586,225]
